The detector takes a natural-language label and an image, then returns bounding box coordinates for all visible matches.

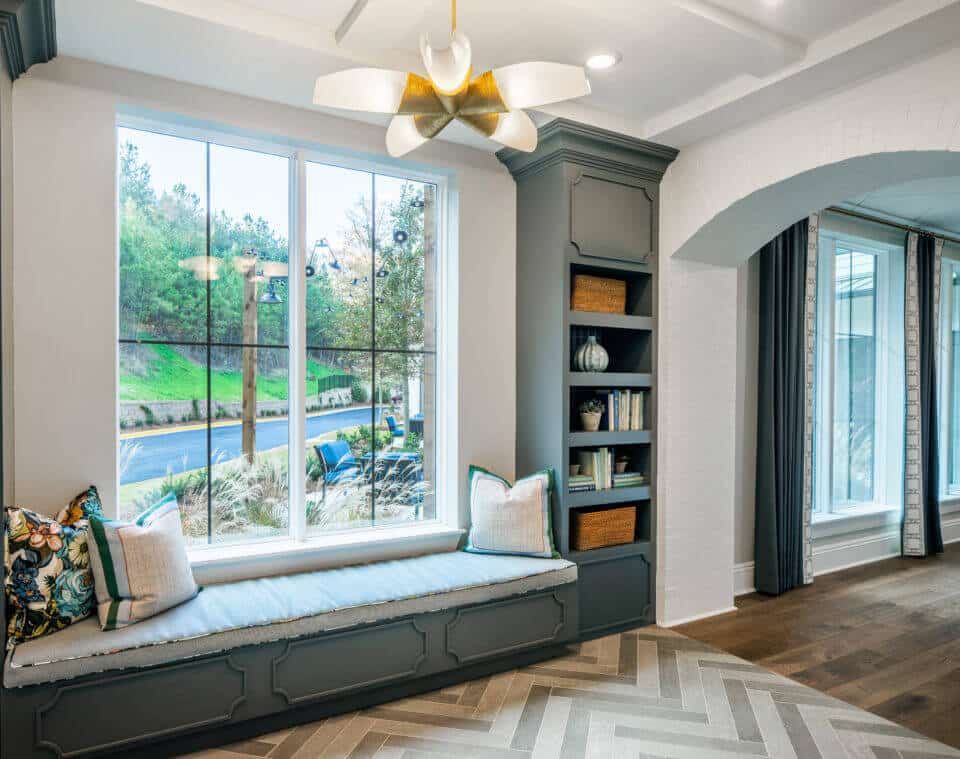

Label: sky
[119,126,414,265]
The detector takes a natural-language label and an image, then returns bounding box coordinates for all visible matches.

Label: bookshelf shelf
[566,486,651,508]
[500,119,676,638]
[569,311,654,331]
[567,540,653,566]
[567,372,652,387]
[568,430,652,446]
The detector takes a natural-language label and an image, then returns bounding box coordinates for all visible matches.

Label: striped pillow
[464,466,559,558]
[88,494,199,630]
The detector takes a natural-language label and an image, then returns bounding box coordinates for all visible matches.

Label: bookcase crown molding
[496,118,678,181]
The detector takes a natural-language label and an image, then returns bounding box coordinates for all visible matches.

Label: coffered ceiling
[54,0,960,150]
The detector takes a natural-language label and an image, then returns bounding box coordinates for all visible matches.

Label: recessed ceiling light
[585,52,621,71]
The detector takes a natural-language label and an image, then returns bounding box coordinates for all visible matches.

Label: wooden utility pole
[242,249,258,463]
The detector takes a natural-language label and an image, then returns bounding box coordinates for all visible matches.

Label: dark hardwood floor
[676,542,960,749]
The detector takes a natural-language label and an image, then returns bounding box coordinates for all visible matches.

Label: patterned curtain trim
[903,233,942,556]
[802,213,818,584]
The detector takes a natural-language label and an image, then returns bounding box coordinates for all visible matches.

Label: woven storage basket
[571,274,626,315]
[571,505,636,551]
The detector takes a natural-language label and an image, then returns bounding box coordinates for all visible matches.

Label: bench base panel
[2,584,578,759]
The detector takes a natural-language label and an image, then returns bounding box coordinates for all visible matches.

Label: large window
[938,253,960,496]
[118,124,440,547]
[814,227,904,518]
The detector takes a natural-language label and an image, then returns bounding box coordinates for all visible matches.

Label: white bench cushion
[5,552,576,687]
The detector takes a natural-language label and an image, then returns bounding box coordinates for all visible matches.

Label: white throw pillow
[465,466,558,558]
[87,493,199,630]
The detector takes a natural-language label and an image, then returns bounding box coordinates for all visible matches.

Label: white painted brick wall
[656,44,960,624]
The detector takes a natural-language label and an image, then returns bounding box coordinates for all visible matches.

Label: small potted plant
[579,399,605,432]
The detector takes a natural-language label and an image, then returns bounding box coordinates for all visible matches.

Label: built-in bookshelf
[499,119,677,638]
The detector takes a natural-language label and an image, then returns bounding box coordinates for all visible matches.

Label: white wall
[9,58,516,524]
[662,45,960,269]
[656,256,739,625]
[657,42,960,623]
[1,65,11,507]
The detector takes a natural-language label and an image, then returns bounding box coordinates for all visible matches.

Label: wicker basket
[570,505,636,551]
[571,274,627,315]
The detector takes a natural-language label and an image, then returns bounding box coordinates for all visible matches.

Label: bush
[166,415,175,425]
[401,432,422,452]
[139,404,156,426]
[120,419,128,430]
[336,426,392,457]
[190,399,202,421]
[351,377,368,403]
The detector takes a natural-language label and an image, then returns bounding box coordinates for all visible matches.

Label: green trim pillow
[465,466,559,558]
[88,493,199,630]
[4,486,104,647]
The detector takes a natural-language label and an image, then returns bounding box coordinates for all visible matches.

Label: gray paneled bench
[2,551,578,758]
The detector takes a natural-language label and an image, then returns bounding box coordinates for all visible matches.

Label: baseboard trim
[733,562,755,596]
[662,606,738,628]
[733,515,960,591]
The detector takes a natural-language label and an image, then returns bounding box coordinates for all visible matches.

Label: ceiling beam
[334,0,370,45]
[669,0,806,64]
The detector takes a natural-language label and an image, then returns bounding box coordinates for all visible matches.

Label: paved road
[121,407,383,485]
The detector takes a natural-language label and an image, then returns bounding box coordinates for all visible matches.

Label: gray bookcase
[498,119,677,638]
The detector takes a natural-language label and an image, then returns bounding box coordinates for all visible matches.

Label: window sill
[939,495,960,515]
[188,522,465,585]
[812,503,900,540]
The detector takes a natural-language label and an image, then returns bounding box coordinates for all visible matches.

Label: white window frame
[814,230,902,527]
[116,113,461,579]
[938,252,960,504]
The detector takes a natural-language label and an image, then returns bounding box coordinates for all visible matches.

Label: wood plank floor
[676,542,960,749]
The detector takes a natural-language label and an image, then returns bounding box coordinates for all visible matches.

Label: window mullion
[289,152,307,542]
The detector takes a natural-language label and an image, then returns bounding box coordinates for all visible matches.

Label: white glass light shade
[491,110,537,152]
[179,256,221,281]
[492,62,591,110]
[386,115,430,158]
[419,30,472,94]
[313,68,408,112]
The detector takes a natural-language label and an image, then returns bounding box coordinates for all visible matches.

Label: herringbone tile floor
[182,626,960,759]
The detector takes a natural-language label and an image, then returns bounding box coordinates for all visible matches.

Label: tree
[331,182,434,446]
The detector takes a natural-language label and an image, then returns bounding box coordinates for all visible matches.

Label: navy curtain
[755,220,809,595]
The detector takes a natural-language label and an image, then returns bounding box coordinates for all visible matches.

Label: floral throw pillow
[4,486,103,647]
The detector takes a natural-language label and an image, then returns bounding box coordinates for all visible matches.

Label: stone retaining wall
[120,387,353,426]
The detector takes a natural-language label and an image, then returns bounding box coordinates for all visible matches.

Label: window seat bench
[2,551,578,758]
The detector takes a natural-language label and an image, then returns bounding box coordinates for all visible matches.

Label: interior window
[813,230,904,519]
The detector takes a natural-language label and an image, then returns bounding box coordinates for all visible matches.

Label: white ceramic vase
[574,336,609,372]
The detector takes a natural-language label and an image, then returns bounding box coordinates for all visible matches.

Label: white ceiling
[847,177,960,237]
[54,0,960,151]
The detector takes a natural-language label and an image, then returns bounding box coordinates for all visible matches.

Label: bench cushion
[4,552,576,687]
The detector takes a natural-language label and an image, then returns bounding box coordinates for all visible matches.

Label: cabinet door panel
[578,554,652,636]
[570,174,653,263]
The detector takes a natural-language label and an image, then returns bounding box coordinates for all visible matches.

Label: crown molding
[497,117,678,181]
[0,0,56,80]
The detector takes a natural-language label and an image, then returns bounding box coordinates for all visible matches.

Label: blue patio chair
[315,441,362,500]
[385,415,405,439]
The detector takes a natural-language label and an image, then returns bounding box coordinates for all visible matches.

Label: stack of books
[613,472,648,489]
[568,474,596,493]
[604,390,645,432]
[575,448,613,491]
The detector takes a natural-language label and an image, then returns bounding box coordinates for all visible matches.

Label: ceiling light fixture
[585,52,621,71]
[312,0,591,157]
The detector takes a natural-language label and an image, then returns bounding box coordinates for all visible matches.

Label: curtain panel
[903,232,945,557]
[755,216,817,595]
